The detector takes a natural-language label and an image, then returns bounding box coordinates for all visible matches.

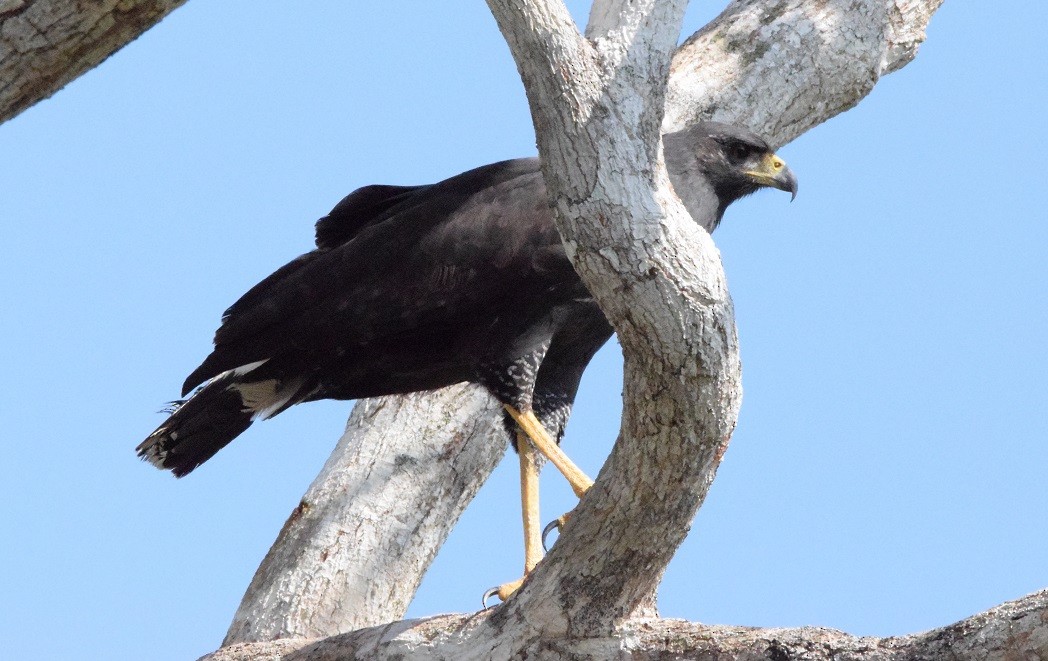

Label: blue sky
[1,2,1045,659]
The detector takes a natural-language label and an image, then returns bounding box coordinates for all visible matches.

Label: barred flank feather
[136,372,255,477]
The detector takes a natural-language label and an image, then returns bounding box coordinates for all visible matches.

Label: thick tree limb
[0,0,186,124]
[203,589,1048,660]
[662,0,947,139]
[485,0,742,640]
[223,385,508,644]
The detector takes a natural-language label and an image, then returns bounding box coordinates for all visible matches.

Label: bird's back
[182,157,587,401]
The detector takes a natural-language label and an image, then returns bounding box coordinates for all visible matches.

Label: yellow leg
[519,433,544,574]
[483,411,595,606]
[503,405,594,498]
[491,432,544,601]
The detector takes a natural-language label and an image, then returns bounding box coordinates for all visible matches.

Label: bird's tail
[136,364,302,477]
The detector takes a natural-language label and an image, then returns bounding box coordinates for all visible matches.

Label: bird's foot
[482,509,580,606]
[542,511,572,551]
[482,576,526,608]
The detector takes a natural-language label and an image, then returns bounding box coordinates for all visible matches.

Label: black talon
[542,518,561,551]
[482,586,501,609]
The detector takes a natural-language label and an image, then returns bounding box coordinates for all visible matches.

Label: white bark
[0,0,186,124]
[206,588,1048,660]
[662,0,940,140]
[484,0,737,639]
[224,385,507,644]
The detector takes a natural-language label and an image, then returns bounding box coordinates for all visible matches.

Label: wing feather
[182,158,569,395]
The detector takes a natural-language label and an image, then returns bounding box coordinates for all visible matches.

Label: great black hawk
[137,121,797,601]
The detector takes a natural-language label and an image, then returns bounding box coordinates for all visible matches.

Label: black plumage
[137,122,797,477]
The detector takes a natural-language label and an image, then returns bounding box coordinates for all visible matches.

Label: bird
[136,121,797,601]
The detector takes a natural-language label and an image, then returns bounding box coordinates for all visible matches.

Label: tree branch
[203,589,1048,660]
[662,0,946,141]
[0,0,186,124]
[485,0,745,639]
[223,385,507,644]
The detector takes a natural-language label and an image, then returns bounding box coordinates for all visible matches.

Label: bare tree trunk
[0,0,186,124]
[483,0,738,638]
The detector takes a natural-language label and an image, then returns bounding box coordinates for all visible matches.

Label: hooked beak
[744,153,798,201]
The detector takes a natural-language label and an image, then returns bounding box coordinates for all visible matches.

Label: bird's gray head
[664,121,798,232]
